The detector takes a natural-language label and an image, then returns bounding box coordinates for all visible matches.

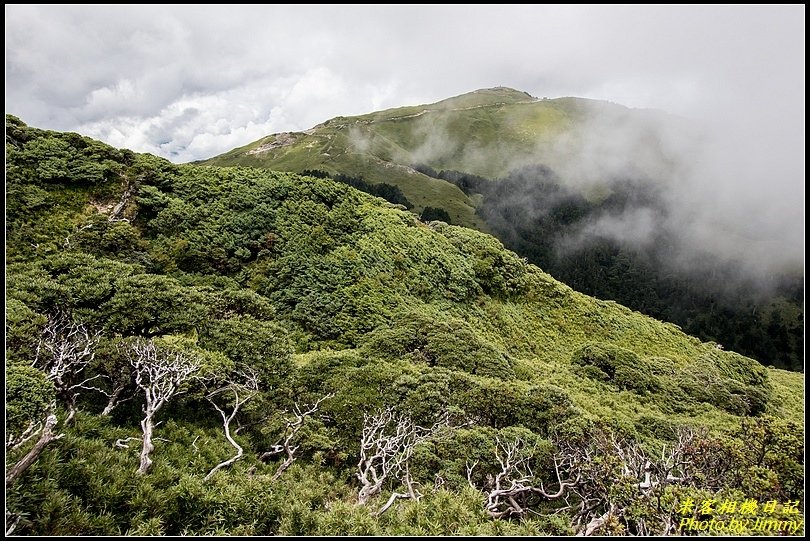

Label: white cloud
[5,5,805,268]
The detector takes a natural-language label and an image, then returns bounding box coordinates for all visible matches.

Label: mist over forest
[286,93,805,372]
[5,5,804,537]
[424,161,803,371]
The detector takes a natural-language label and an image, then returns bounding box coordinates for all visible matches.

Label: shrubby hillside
[5,116,803,535]
[203,87,803,372]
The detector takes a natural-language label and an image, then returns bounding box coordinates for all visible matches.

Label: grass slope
[201,87,599,228]
[5,116,803,535]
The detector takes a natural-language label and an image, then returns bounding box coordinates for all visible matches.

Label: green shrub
[5,299,47,362]
[6,363,56,437]
[673,353,772,416]
[364,310,514,379]
[570,342,659,394]
[449,373,577,436]
[199,314,294,392]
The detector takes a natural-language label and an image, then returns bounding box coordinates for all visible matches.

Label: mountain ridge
[201,90,804,372]
[5,115,803,535]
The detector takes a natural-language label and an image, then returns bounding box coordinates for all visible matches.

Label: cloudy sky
[5,6,803,159]
[5,5,805,267]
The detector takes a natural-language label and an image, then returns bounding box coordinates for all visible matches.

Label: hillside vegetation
[5,116,803,535]
[201,87,556,227]
[202,88,804,372]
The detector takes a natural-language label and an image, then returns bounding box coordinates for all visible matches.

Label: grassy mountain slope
[202,87,582,227]
[202,87,671,222]
[202,88,804,373]
[5,116,803,535]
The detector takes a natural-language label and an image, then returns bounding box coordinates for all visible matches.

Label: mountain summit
[203,87,662,225]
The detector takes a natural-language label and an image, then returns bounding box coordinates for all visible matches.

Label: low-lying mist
[390,98,803,283]
[390,100,803,370]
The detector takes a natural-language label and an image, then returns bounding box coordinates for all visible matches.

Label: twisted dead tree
[356,408,449,514]
[99,380,135,416]
[126,340,201,475]
[565,428,701,536]
[5,412,64,489]
[261,393,334,481]
[33,313,100,423]
[204,369,260,481]
[467,437,581,520]
[468,428,702,536]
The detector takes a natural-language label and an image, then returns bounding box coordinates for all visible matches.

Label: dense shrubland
[5,116,803,535]
[430,165,804,372]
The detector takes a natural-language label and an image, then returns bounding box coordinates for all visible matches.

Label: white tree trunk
[5,414,63,488]
[137,413,155,475]
[128,339,200,475]
[356,408,448,507]
[204,417,243,480]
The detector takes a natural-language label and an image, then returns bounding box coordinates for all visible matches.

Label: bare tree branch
[5,413,64,488]
[261,393,334,482]
[126,339,200,475]
[467,428,703,535]
[466,437,580,519]
[356,408,449,512]
[204,369,260,480]
[100,383,136,416]
[114,437,142,449]
[465,460,479,489]
[33,312,99,423]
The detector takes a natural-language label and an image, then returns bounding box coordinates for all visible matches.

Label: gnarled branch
[5,413,64,488]
[126,339,200,475]
[356,408,450,511]
[204,369,260,480]
[33,312,99,423]
[262,393,334,482]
